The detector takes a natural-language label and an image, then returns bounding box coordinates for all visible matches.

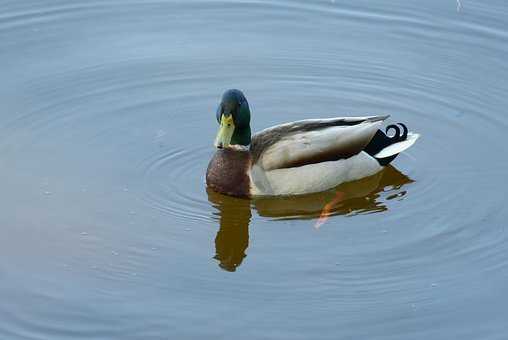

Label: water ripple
[1,0,508,339]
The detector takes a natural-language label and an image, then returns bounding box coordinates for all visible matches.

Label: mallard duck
[206,89,419,197]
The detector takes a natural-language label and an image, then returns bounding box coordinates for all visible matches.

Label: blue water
[1,0,508,339]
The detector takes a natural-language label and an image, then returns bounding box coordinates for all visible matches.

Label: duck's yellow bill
[214,114,235,148]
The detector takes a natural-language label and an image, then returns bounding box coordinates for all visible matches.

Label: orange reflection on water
[315,191,344,229]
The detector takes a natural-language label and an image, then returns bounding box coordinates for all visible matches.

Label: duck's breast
[206,149,252,197]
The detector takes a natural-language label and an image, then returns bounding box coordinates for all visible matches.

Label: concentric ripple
[1,0,508,339]
[138,146,213,224]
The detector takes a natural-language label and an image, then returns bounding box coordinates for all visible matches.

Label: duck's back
[247,115,418,196]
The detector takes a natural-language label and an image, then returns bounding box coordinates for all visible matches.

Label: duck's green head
[214,89,251,148]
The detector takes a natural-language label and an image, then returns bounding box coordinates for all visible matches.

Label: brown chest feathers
[206,149,252,198]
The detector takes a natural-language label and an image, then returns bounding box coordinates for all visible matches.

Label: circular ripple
[1,0,508,339]
[138,146,213,224]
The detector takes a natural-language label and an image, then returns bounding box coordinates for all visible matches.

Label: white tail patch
[374,133,420,159]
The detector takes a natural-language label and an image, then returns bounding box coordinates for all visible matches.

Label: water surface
[1,0,508,339]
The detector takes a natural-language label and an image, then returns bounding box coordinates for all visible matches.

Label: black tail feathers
[364,123,408,166]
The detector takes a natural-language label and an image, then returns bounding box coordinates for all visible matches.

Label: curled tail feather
[364,123,419,166]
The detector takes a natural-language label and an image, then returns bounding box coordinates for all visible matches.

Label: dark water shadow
[207,166,413,271]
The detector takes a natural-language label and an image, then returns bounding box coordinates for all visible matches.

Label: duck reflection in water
[207,165,413,271]
[208,192,251,271]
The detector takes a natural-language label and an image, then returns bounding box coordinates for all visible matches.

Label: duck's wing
[250,115,388,170]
